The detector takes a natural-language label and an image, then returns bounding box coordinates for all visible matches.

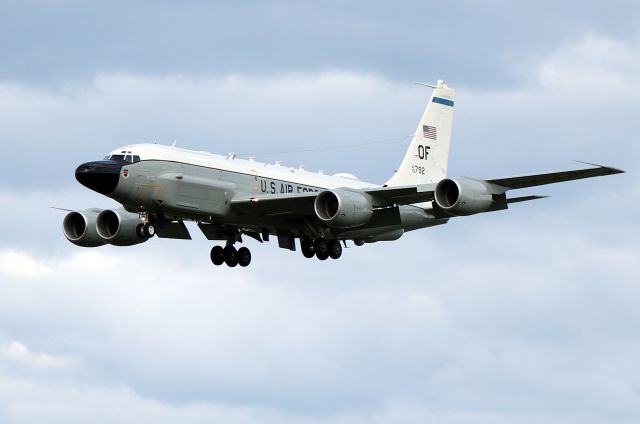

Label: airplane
[63,80,624,267]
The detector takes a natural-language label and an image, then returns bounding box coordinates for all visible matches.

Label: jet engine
[434,177,494,216]
[314,189,373,228]
[63,209,107,247]
[96,209,149,246]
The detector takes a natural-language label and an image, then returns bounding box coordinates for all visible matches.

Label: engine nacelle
[434,177,494,216]
[314,189,373,228]
[96,209,148,246]
[63,209,107,247]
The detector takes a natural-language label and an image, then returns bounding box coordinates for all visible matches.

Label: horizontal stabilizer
[507,195,548,204]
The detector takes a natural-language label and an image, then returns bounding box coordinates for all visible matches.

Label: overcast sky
[1,1,639,423]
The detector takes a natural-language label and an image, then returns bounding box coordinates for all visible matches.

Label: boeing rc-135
[63,80,624,267]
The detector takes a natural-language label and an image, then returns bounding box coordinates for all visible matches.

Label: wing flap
[155,220,192,239]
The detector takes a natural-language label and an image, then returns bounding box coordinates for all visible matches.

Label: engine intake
[63,209,106,247]
[314,189,373,228]
[96,209,148,246]
[434,177,494,216]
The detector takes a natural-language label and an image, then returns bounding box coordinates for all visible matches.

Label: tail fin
[385,80,454,186]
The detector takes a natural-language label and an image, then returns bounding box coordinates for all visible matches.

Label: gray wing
[230,184,436,218]
[487,163,624,190]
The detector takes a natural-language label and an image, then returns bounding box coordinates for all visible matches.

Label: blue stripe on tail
[433,97,454,107]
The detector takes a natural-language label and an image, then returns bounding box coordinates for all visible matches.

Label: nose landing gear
[136,222,156,239]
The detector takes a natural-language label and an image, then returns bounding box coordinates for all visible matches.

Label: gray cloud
[2,1,639,86]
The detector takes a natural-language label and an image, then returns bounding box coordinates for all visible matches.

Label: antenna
[49,206,74,212]
[171,140,178,147]
[414,79,446,89]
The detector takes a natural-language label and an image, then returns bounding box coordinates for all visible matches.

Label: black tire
[301,238,315,258]
[136,223,146,239]
[224,245,239,267]
[316,249,329,260]
[315,239,329,261]
[143,223,155,238]
[315,238,329,256]
[210,245,225,266]
[329,240,342,259]
[237,247,251,267]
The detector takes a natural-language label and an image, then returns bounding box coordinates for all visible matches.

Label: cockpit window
[105,153,141,162]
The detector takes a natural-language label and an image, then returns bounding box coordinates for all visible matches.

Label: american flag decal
[423,125,437,140]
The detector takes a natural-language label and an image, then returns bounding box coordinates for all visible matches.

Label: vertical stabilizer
[385,80,454,186]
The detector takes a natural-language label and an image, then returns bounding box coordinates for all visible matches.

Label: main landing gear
[210,244,252,268]
[300,238,342,261]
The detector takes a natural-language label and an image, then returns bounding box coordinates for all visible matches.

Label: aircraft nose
[75,160,123,195]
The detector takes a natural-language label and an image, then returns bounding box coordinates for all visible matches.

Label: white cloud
[0,340,76,371]
[451,34,638,179]
[0,251,51,279]
[534,34,640,93]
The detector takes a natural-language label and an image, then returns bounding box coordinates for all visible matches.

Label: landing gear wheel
[237,247,251,267]
[223,245,239,267]
[210,245,224,266]
[140,222,155,238]
[315,238,329,260]
[329,240,342,259]
[136,223,146,239]
[301,238,315,258]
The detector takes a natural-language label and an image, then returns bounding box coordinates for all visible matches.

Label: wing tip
[574,160,625,174]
